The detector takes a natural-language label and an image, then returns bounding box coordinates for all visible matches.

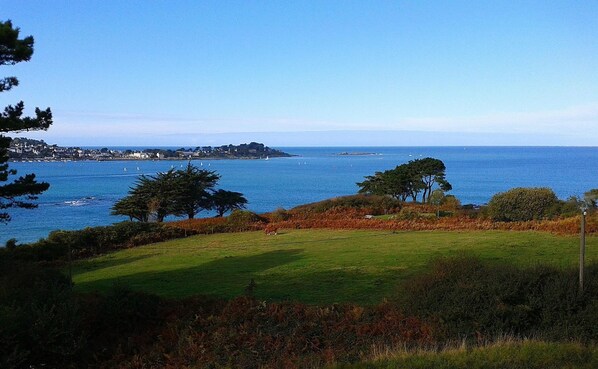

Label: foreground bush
[400,256,598,341]
[0,261,84,368]
[103,297,432,369]
[487,187,561,221]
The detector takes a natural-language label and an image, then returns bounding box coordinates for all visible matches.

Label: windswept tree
[411,157,452,203]
[111,175,154,222]
[357,157,450,203]
[172,163,219,219]
[212,189,248,217]
[111,164,242,222]
[0,20,52,223]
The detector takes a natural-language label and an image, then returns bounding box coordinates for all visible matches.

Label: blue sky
[2,1,598,146]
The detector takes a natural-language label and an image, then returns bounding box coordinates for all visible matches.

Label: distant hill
[8,137,292,161]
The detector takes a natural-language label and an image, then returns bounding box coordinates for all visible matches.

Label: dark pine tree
[0,20,52,223]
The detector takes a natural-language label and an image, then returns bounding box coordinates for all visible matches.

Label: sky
[1,0,598,146]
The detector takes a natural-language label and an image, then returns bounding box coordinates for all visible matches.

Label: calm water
[2,146,597,244]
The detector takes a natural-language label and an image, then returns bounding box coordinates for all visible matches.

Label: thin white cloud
[17,102,598,145]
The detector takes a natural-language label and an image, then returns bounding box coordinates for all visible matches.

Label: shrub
[292,194,402,215]
[400,256,598,341]
[268,207,292,221]
[84,285,161,348]
[3,222,189,262]
[487,187,560,221]
[227,210,267,231]
[0,261,84,368]
[397,207,420,220]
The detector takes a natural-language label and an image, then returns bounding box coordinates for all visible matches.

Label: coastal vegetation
[8,137,291,161]
[0,20,52,223]
[111,163,247,221]
[357,157,451,203]
[2,188,598,368]
[70,229,597,304]
[3,236,598,368]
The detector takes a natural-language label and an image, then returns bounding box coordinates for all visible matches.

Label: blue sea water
[2,146,598,244]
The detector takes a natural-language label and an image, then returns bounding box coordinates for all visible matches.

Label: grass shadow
[75,249,305,299]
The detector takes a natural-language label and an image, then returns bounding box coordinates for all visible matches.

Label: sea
[2,146,597,245]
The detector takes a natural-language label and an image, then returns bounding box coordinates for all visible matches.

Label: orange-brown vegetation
[101,296,432,369]
[169,205,596,237]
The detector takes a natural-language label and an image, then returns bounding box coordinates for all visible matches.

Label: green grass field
[72,229,598,305]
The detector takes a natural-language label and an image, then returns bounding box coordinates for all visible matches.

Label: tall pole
[580,210,586,292]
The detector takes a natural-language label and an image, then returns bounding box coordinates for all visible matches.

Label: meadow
[72,229,598,305]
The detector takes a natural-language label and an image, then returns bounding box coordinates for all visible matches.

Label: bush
[83,285,161,349]
[487,187,560,221]
[397,207,420,220]
[3,222,189,262]
[0,261,84,368]
[227,210,267,231]
[268,207,292,221]
[400,256,598,341]
[293,195,402,215]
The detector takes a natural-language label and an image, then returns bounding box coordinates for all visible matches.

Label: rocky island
[8,138,292,161]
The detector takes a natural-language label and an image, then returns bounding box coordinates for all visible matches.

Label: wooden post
[580,210,586,292]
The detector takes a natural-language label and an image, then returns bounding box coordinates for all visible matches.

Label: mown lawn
[72,229,598,305]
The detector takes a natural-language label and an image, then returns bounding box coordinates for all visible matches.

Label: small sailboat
[265,156,269,160]
[123,167,127,172]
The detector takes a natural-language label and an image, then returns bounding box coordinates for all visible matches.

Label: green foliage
[584,188,598,209]
[2,221,188,262]
[227,209,267,231]
[87,284,161,345]
[171,163,220,219]
[112,163,248,221]
[0,261,84,368]
[400,255,598,340]
[396,207,420,220]
[487,187,560,221]
[71,229,598,305]
[294,194,402,215]
[212,189,248,217]
[357,158,451,203]
[0,20,52,223]
[269,207,292,221]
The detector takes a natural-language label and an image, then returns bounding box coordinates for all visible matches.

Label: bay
[2,146,597,244]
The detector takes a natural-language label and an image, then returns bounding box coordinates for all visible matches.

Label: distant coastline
[336,151,380,156]
[8,137,293,162]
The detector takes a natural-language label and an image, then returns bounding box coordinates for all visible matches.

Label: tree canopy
[112,164,247,222]
[212,189,248,217]
[357,157,451,203]
[0,20,52,223]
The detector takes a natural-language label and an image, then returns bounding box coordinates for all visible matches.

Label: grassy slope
[333,341,598,369]
[72,229,598,305]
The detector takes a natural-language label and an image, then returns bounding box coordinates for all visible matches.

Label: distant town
[8,137,292,161]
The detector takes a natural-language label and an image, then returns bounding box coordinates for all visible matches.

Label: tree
[212,189,248,217]
[0,20,52,223]
[584,189,598,209]
[357,158,450,203]
[411,157,451,203]
[111,164,235,222]
[429,189,445,218]
[171,163,219,219]
[111,175,154,222]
